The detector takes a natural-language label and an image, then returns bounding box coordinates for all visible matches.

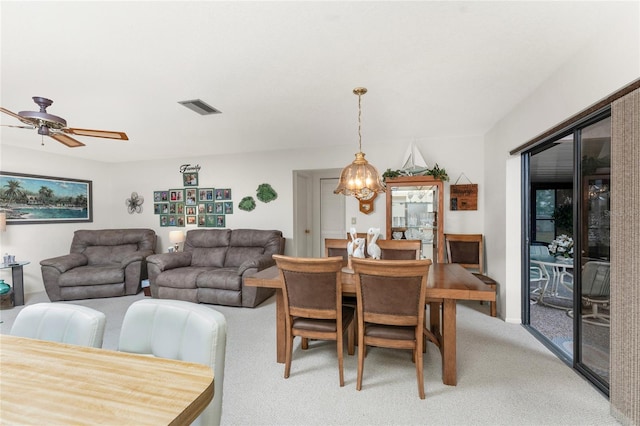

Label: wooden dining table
[0,334,214,425]
[245,262,496,386]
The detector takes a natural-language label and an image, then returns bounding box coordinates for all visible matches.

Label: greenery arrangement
[426,163,449,181]
[382,163,450,182]
[552,203,573,235]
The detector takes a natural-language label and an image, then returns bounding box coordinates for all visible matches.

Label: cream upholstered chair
[351,257,432,399]
[118,299,227,426]
[10,303,106,348]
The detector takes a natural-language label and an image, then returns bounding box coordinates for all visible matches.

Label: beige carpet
[1,292,619,425]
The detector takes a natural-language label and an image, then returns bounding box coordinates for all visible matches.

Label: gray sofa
[40,229,157,301]
[147,229,284,307]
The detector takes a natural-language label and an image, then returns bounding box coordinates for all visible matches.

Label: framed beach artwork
[0,171,92,224]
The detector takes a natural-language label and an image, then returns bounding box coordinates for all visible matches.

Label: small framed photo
[215,189,224,200]
[186,215,197,225]
[183,172,198,186]
[185,188,197,205]
[169,203,177,214]
[206,215,217,227]
[215,202,224,214]
[198,188,214,202]
[153,203,165,215]
[154,191,169,202]
[222,188,231,200]
[175,203,185,215]
[169,189,184,203]
[185,206,197,216]
[168,215,177,226]
[206,203,214,214]
[224,201,233,214]
[198,215,207,227]
[176,216,185,227]
[214,215,225,228]
[160,215,169,227]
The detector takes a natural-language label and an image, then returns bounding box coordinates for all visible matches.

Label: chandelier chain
[357,92,362,152]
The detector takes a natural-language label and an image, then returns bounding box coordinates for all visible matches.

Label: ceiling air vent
[178,99,221,115]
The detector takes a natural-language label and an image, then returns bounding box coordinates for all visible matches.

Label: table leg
[275,289,285,364]
[441,299,457,386]
[11,265,24,306]
[428,301,441,334]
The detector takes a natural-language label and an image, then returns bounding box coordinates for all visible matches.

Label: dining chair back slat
[377,239,421,260]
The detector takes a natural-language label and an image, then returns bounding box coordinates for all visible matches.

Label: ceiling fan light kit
[1,96,128,147]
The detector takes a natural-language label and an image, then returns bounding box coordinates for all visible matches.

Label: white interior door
[319,178,345,256]
[293,172,312,257]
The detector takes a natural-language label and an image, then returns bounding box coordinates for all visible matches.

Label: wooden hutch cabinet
[385,176,444,263]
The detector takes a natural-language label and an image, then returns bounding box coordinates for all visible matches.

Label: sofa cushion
[185,229,231,267]
[196,268,242,291]
[71,229,156,252]
[83,244,139,265]
[224,229,282,268]
[155,267,216,289]
[58,266,124,286]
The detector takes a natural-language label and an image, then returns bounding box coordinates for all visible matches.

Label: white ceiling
[0,1,632,163]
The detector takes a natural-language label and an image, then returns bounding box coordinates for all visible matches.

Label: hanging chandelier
[334,87,386,200]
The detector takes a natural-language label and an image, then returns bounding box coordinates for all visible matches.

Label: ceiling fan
[0,96,128,147]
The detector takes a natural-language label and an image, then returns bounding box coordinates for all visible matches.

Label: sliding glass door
[523,110,611,394]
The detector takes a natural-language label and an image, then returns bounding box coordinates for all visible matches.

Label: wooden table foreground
[0,335,214,425]
[246,262,496,386]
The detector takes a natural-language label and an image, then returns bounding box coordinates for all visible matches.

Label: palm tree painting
[0,172,92,224]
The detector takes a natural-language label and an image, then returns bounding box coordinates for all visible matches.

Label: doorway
[293,169,344,257]
[524,110,611,394]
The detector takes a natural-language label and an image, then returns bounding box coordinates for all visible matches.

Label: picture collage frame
[153,184,232,228]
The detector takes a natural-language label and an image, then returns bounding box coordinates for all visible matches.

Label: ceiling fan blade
[0,107,38,126]
[64,127,128,140]
[1,124,36,129]
[49,133,86,147]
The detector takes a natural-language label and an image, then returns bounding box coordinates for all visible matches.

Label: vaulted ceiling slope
[0,1,633,163]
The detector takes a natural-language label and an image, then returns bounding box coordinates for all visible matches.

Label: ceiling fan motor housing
[18,96,67,129]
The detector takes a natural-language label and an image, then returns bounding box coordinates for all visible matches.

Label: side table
[0,261,30,306]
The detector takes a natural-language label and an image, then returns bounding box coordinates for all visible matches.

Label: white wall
[1,133,485,296]
[484,9,640,323]
[0,145,116,294]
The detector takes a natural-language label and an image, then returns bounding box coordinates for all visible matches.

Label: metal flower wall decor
[126,192,144,214]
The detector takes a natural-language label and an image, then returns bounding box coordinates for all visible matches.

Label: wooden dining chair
[273,254,355,387]
[324,238,350,266]
[351,257,432,399]
[377,239,422,260]
[444,233,498,317]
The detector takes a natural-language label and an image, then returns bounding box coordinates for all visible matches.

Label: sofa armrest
[146,252,192,272]
[121,250,155,268]
[39,253,88,273]
[238,254,276,276]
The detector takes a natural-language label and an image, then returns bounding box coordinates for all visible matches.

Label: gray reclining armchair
[40,229,157,301]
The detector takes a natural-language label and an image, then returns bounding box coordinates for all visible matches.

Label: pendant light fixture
[334,87,386,200]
